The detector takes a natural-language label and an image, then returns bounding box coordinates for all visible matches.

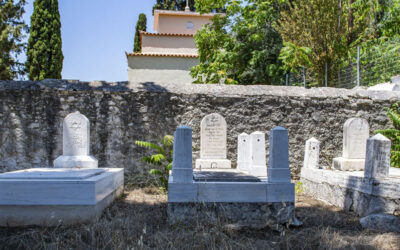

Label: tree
[26,0,63,80]
[134,13,147,52]
[278,0,351,86]
[0,0,27,80]
[191,0,285,85]
[153,0,195,12]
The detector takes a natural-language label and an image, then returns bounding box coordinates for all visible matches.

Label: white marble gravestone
[54,111,98,168]
[237,133,250,172]
[333,118,369,171]
[249,131,267,177]
[364,134,391,179]
[0,111,124,227]
[195,113,231,169]
[303,137,320,169]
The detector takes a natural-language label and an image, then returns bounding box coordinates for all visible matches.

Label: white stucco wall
[141,35,197,55]
[157,15,212,34]
[127,56,199,84]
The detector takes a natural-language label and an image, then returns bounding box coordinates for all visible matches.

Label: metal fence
[284,43,400,89]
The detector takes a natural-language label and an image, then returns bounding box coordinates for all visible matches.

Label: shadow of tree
[1,190,398,249]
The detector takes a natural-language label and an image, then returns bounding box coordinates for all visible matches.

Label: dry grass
[0,185,399,250]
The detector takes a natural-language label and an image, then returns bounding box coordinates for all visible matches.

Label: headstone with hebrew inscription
[195,113,231,169]
[54,111,98,168]
[332,118,369,171]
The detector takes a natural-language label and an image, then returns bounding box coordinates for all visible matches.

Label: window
[186,21,194,29]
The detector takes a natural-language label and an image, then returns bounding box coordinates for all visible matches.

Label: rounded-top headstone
[200,113,227,159]
[304,137,320,169]
[343,118,369,159]
[63,111,90,156]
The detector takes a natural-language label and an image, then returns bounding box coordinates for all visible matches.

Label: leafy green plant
[295,181,305,195]
[191,0,285,85]
[376,102,400,168]
[135,135,174,191]
[279,42,313,74]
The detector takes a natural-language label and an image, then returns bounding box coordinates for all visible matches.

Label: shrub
[376,102,400,168]
[135,135,174,191]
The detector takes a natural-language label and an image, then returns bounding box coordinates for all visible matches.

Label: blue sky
[22,0,155,81]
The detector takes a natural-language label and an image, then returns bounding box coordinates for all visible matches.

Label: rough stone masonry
[0,80,399,178]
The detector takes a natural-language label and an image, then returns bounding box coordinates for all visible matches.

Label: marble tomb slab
[0,168,124,227]
[193,170,261,182]
[0,168,105,180]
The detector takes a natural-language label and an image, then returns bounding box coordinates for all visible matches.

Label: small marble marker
[333,118,369,171]
[172,125,193,183]
[364,134,391,179]
[249,131,267,177]
[54,111,98,168]
[303,137,320,169]
[237,133,250,172]
[267,127,291,183]
[195,113,231,169]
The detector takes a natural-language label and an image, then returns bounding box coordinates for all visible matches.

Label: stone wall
[0,80,398,177]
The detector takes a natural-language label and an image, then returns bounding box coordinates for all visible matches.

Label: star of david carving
[69,120,82,131]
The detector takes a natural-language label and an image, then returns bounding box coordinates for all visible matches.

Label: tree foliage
[135,135,174,192]
[0,0,27,80]
[26,0,63,80]
[134,13,147,52]
[191,0,285,85]
[376,102,400,168]
[153,0,195,12]
[278,0,353,85]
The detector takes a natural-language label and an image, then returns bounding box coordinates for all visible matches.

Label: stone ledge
[168,179,294,203]
[300,168,400,217]
[1,79,400,101]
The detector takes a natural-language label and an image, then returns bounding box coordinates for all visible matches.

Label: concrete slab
[332,157,365,171]
[0,168,105,180]
[300,167,400,217]
[0,168,124,227]
[195,159,231,169]
[193,170,261,182]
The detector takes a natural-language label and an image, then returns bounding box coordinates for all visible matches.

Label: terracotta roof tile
[140,31,194,37]
[126,52,199,58]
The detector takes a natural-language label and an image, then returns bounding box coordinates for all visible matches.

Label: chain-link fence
[283,40,400,89]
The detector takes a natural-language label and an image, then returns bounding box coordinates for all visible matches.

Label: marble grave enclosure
[169,125,296,226]
[0,112,124,227]
[301,118,400,231]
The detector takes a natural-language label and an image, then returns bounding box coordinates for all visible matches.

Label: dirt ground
[0,186,399,250]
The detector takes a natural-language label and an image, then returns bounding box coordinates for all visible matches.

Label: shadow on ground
[0,188,399,250]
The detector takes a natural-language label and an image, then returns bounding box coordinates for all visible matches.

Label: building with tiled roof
[126,3,220,84]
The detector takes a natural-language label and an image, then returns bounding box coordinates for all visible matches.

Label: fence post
[325,62,328,87]
[303,67,306,87]
[286,73,288,86]
[357,45,360,87]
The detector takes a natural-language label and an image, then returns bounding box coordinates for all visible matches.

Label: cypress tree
[134,13,147,52]
[0,0,27,80]
[26,0,63,80]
